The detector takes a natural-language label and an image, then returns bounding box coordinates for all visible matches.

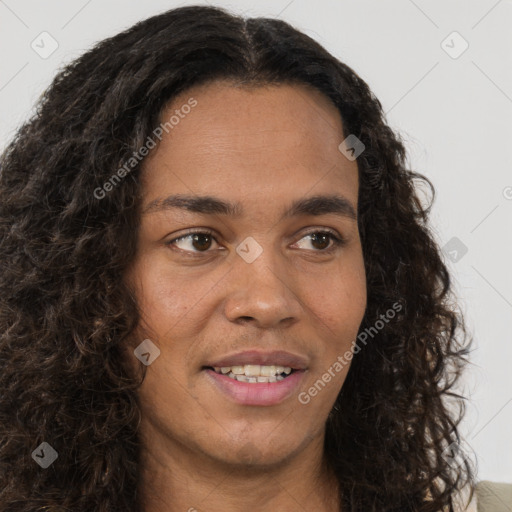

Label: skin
[124,80,367,512]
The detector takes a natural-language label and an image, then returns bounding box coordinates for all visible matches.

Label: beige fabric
[425,481,477,511]
[463,493,478,512]
[453,482,478,512]
[475,481,512,512]
[431,480,512,511]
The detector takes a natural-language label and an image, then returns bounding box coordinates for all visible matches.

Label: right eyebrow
[142,194,242,217]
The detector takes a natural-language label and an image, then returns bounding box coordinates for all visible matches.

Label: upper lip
[204,350,308,370]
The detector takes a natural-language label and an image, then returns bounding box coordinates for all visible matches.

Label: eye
[292,229,347,253]
[166,229,219,254]
[165,228,347,256]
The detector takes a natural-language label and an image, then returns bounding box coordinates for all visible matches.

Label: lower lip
[204,369,305,406]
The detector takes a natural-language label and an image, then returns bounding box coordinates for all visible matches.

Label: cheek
[303,264,367,337]
[134,264,196,332]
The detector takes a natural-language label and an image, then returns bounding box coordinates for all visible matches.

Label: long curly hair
[0,5,476,511]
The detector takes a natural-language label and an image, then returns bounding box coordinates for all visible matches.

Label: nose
[223,247,302,329]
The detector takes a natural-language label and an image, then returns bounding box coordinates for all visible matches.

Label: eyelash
[165,228,347,256]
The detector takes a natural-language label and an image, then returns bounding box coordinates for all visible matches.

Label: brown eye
[166,230,219,254]
[294,230,346,252]
[189,233,213,251]
[309,232,330,250]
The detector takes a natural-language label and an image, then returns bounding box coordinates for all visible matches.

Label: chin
[205,431,304,469]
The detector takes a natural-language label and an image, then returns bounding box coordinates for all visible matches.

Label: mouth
[201,350,308,406]
[204,364,297,384]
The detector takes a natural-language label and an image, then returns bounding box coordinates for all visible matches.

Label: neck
[138,425,340,512]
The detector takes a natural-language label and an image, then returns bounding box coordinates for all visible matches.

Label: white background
[1,0,511,484]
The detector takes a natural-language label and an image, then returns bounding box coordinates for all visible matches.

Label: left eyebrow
[283,194,357,221]
[142,193,357,221]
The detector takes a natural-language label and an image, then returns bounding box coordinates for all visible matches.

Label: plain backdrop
[1,0,511,484]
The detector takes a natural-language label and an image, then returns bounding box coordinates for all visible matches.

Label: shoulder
[425,480,512,511]
[474,481,512,512]
[450,481,477,512]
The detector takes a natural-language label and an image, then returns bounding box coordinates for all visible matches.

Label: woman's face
[125,81,367,468]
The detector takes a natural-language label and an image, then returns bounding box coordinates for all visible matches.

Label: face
[124,81,367,469]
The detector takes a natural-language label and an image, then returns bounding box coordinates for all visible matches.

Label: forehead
[141,81,359,210]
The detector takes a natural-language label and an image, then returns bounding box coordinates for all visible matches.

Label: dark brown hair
[0,5,475,511]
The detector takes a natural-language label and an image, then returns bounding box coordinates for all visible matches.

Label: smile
[203,367,305,406]
[210,364,294,383]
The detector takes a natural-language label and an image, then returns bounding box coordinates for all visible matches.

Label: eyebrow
[142,193,357,221]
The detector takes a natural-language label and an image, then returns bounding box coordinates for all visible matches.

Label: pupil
[193,234,211,251]
[312,233,329,250]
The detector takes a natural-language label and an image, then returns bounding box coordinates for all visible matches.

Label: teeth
[244,364,261,377]
[260,365,276,377]
[215,365,294,383]
[211,364,293,379]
